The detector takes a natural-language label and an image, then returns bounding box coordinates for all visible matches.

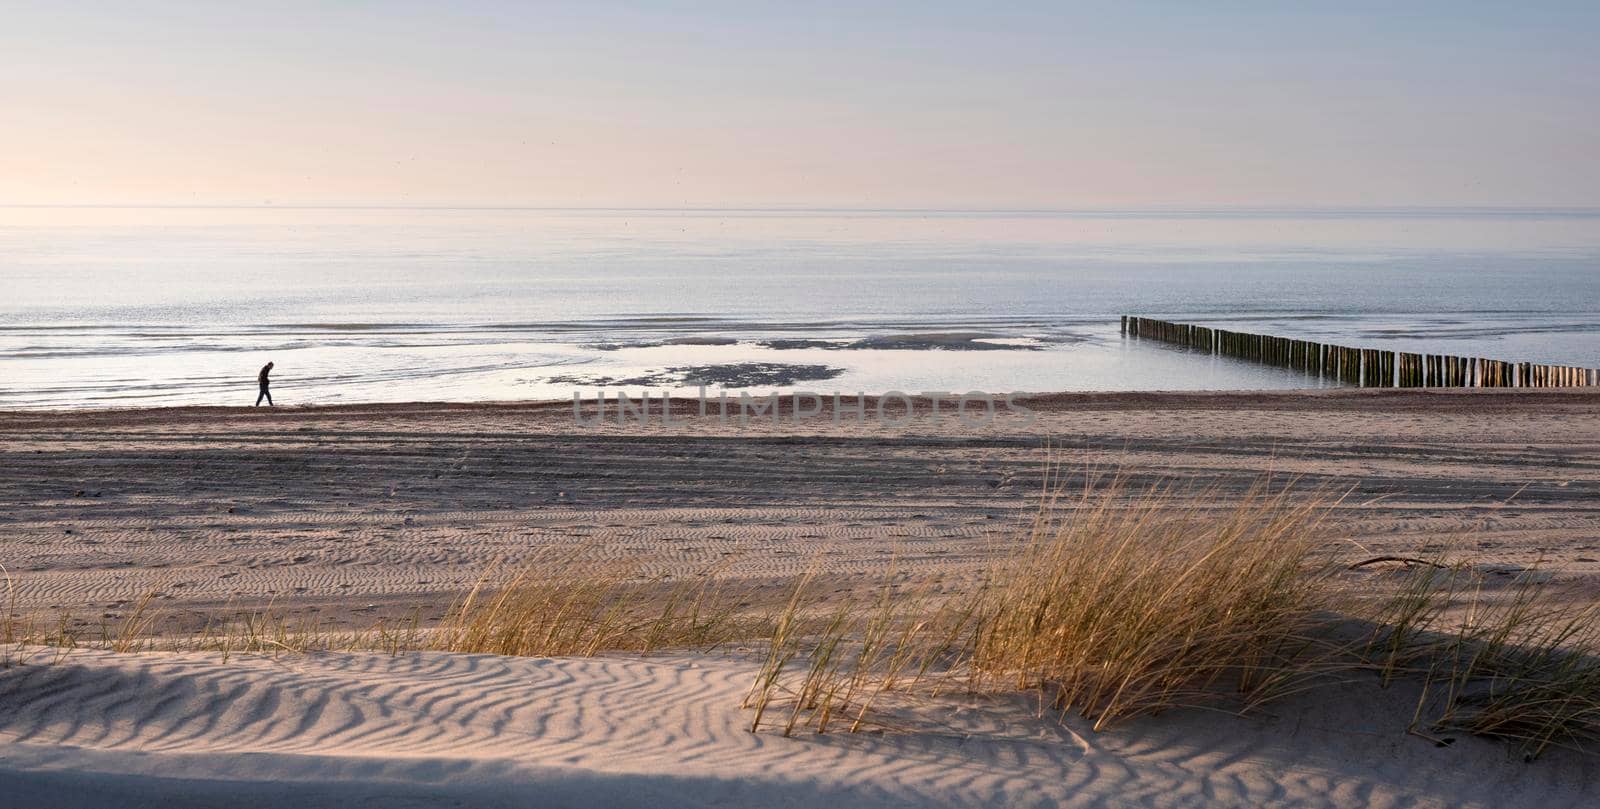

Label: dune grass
[1364,560,1600,758]
[746,480,1345,736]
[970,481,1339,727]
[7,477,1600,759]
[2,550,759,665]
[436,552,749,657]
[744,479,1600,759]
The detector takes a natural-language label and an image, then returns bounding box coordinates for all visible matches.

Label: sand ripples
[2,648,1594,807]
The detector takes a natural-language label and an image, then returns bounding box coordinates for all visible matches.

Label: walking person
[255,361,275,406]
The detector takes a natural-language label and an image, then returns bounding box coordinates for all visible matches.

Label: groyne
[1121,316,1598,387]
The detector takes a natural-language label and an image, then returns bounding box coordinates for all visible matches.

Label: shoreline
[7,384,1600,419]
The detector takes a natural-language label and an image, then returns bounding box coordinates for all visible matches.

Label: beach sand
[4,389,1600,806]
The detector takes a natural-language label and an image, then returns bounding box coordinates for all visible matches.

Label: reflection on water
[1,207,1597,408]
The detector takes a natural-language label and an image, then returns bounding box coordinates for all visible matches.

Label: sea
[3,206,1599,409]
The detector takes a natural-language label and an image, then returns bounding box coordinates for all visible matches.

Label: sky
[3,1,1598,209]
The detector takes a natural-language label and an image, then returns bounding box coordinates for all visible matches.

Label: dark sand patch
[549,362,845,388]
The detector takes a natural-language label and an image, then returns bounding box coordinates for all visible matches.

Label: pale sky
[3,1,1597,208]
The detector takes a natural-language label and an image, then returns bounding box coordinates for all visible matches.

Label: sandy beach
[5,390,1600,616]
[4,389,1600,806]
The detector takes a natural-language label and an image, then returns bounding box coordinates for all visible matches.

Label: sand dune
[2,647,1593,808]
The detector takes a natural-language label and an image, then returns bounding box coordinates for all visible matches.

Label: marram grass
[745,480,1600,760]
[7,480,1600,760]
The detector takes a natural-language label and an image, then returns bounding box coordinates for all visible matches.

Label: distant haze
[3,1,1598,208]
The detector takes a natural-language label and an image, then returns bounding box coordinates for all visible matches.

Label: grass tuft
[746,477,1600,759]
[437,552,747,657]
[971,481,1338,727]
[748,479,1343,735]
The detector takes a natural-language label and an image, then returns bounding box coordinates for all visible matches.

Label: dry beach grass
[746,480,1600,761]
[10,473,1600,763]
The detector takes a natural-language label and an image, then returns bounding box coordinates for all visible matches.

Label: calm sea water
[3,207,1599,409]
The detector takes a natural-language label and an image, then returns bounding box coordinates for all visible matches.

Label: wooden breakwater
[1121,316,1600,388]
